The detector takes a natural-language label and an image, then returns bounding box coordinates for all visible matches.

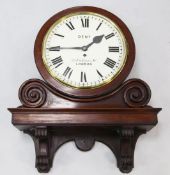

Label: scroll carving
[18,78,151,107]
[123,79,151,107]
[19,79,47,108]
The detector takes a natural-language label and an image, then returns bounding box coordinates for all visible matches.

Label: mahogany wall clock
[9,6,161,174]
[34,6,135,99]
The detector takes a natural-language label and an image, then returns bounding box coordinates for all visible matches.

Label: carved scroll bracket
[25,126,52,173]
[116,127,145,173]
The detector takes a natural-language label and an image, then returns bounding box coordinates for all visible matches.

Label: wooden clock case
[34,6,135,98]
[8,6,161,174]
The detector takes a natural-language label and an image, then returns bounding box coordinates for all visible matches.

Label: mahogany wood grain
[10,108,160,128]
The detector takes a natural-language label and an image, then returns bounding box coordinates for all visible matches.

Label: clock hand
[47,46,83,51]
[83,35,104,51]
[60,46,83,50]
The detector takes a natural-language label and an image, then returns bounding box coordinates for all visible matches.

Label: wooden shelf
[10,107,160,129]
[8,78,161,173]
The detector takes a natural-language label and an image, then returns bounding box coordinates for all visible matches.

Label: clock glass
[42,12,128,89]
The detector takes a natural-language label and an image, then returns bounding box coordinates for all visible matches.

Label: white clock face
[42,12,127,89]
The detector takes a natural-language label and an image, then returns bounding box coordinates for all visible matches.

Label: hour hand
[47,46,83,51]
[83,35,104,50]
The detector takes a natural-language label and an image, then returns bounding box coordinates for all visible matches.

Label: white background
[0,0,170,175]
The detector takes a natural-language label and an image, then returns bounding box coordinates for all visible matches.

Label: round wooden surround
[34,6,135,100]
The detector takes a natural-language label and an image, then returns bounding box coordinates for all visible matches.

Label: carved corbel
[25,126,51,173]
[117,127,145,173]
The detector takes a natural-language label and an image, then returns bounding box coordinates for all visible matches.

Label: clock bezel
[34,6,135,99]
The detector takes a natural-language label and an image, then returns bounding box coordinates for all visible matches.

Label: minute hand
[47,46,83,51]
[60,46,83,50]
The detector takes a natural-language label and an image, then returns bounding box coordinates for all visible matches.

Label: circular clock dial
[42,12,127,89]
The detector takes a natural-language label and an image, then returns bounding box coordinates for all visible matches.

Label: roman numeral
[63,67,73,78]
[51,56,63,68]
[54,33,64,37]
[81,18,89,28]
[104,58,116,69]
[96,69,103,78]
[96,23,102,31]
[105,33,115,40]
[47,46,60,51]
[66,22,75,30]
[109,47,119,52]
[81,72,87,82]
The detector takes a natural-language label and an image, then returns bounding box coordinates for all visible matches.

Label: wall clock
[9,6,161,174]
[34,6,135,99]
